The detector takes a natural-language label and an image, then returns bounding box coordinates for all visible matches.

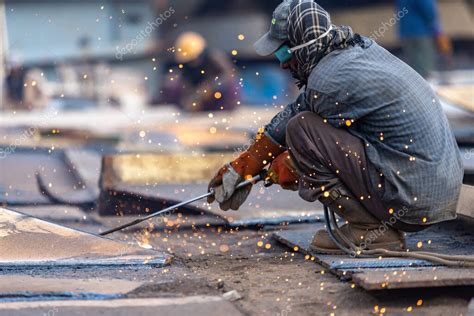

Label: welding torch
[100,170,270,236]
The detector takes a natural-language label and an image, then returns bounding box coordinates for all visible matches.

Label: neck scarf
[287,0,355,88]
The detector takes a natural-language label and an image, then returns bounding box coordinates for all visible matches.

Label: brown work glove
[208,130,284,211]
[267,151,299,191]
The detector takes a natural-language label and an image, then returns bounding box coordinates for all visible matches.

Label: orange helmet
[175,32,207,63]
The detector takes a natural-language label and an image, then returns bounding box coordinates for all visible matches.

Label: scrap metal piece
[100,173,265,235]
[468,298,474,315]
[0,147,65,205]
[104,182,323,226]
[0,296,243,316]
[0,147,98,206]
[461,150,474,184]
[36,173,95,208]
[98,153,324,226]
[273,224,437,272]
[0,207,171,269]
[62,148,102,198]
[8,205,91,224]
[36,148,102,207]
[351,268,474,290]
[0,276,142,301]
[100,153,236,189]
[95,212,227,233]
[164,123,250,151]
[330,259,437,270]
[457,184,474,219]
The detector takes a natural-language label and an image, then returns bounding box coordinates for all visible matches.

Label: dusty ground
[63,220,471,316]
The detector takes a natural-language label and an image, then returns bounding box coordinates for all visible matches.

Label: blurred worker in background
[4,55,26,109]
[23,68,49,110]
[397,0,452,78]
[5,56,49,111]
[159,31,240,112]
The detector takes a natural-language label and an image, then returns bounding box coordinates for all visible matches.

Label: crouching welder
[207,0,463,254]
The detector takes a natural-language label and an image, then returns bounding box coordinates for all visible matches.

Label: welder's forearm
[264,110,289,147]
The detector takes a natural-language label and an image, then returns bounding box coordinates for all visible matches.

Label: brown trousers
[286,112,423,232]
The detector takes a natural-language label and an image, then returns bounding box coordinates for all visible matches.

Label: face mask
[274,25,334,64]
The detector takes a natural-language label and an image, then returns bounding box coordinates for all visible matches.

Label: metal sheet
[0,296,243,316]
[273,224,436,272]
[8,205,90,223]
[99,153,323,226]
[468,298,474,315]
[0,207,170,269]
[0,147,67,205]
[62,148,102,197]
[0,276,142,301]
[272,219,474,289]
[95,213,227,233]
[0,147,94,206]
[351,268,474,290]
[35,148,102,207]
[460,148,474,173]
[457,184,474,219]
[100,153,236,188]
[36,173,96,208]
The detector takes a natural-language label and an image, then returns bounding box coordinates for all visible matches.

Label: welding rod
[99,172,266,236]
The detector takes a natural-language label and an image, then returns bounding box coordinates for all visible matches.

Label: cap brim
[253,31,285,56]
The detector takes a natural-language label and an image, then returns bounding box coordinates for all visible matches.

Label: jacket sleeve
[264,92,310,147]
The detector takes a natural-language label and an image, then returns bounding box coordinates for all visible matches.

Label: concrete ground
[4,218,467,315]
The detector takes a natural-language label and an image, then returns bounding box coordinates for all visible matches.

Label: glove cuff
[231,130,285,179]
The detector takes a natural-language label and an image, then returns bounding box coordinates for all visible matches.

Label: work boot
[310,185,406,254]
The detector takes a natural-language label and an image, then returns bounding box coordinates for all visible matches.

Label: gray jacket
[265,37,463,225]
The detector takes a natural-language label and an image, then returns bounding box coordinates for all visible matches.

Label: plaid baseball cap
[254,1,292,56]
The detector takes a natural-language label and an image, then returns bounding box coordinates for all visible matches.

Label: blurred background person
[397,0,453,78]
[4,55,26,110]
[5,56,49,111]
[23,68,50,110]
[159,31,240,112]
